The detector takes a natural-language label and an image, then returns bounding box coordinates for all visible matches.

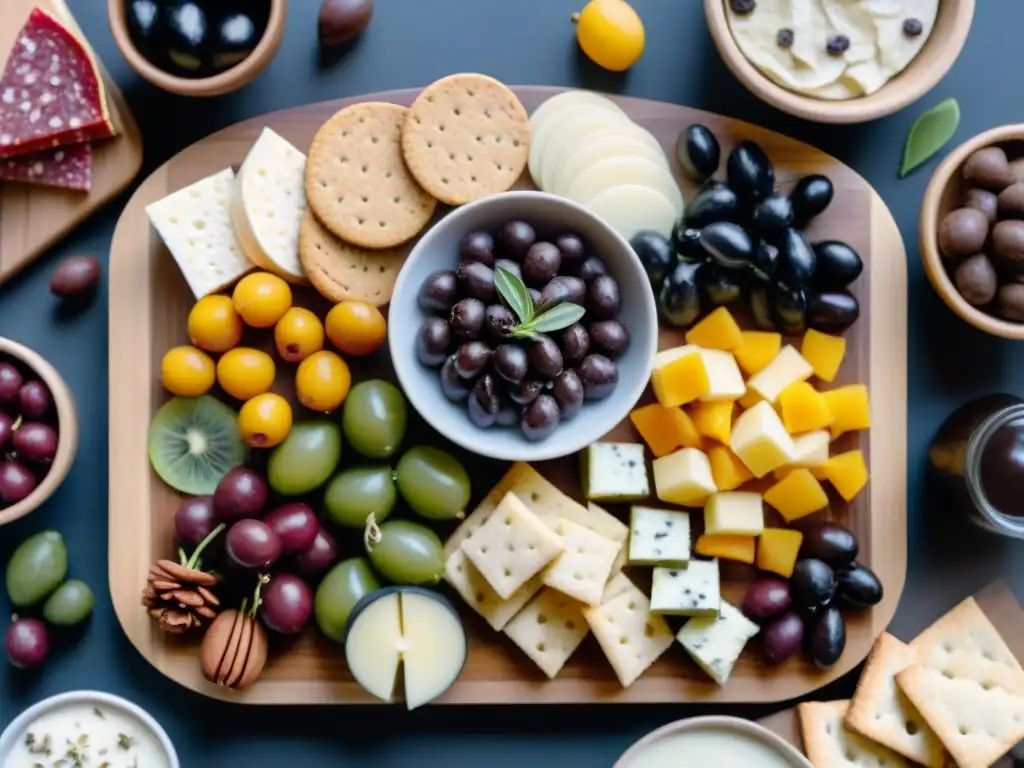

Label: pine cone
[142,559,220,634]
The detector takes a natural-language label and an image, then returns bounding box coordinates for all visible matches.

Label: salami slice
[0,143,91,191]
[0,8,116,160]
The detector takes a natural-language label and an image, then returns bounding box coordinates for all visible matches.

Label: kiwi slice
[148,396,248,495]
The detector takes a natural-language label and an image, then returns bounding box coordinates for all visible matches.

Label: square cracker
[798,700,910,768]
[896,597,1024,768]
[460,491,564,600]
[539,502,629,577]
[504,587,590,679]
[542,518,622,606]
[443,549,542,632]
[845,633,947,768]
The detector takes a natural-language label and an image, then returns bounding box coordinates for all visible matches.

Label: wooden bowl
[0,338,79,527]
[107,0,287,98]
[703,0,975,124]
[920,124,1024,340]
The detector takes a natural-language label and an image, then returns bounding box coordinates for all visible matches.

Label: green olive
[323,466,396,529]
[315,557,381,643]
[341,380,408,459]
[367,520,445,585]
[42,579,94,626]
[395,445,471,521]
[268,421,342,496]
[5,530,68,607]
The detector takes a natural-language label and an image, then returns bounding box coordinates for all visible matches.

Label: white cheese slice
[564,156,684,218]
[400,590,467,710]
[145,167,254,299]
[676,599,760,686]
[542,518,622,606]
[650,559,721,617]
[704,492,764,536]
[628,506,691,566]
[584,184,677,241]
[344,591,402,703]
[582,443,650,502]
[537,108,635,192]
[747,345,814,404]
[528,92,625,182]
[444,549,542,631]
[550,129,667,197]
[584,582,675,688]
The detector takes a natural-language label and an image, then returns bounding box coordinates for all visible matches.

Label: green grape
[324,466,396,529]
[42,579,94,626]
[268,421,342,496]
[315,558,381,643]
[341,380,407,459]
[6,530,68,607]
[367,520,445,585]
[395,445,471,521]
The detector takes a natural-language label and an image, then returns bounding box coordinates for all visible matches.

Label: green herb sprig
[494,267,585,338]
[900,98,961,178]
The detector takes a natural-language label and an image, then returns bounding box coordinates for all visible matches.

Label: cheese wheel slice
[549,127,667,197]
[535,109,634,193]
[585,184,677,242]
[565,156,684,219]
[528,90,623,140]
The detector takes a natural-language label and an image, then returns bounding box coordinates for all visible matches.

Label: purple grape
[5,617,49,668]
[0,411,14,451]
[260,573,313,635]
[294,529,339,578]
[18,381,51,418]
[174,496,216,546]
[0,459,36,504]
[0,363,22,406]
[213,467,268,521]
[263,503,319,555]
[11,422,58,464]
[226,519,281,569]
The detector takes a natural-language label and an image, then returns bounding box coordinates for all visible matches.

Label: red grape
[260,573,313,635]
[0,363,22,406]
[0,411,14,451]
[11,422,58,463]
[294,529,339,578]
[264,503,320,554]
[18,381,51,418]
[213,467,268,521]
[174,496,216,546]
[0,459,36,504]
[5,617,49,668]
[226,519,281,569]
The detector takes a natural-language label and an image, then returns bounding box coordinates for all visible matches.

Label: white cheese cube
[730,401,796,478]
[696,348,746,402]
[628,506,691,566]
[650,559,720,617]
[676,599,760,686]
[747,345,814,404]
[653,448,717,507]
[790,430,831,468]
[704,492,764,536]
[582,443,650,502]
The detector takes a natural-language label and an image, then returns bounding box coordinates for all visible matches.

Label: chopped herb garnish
[93,707,105,719]
[117,733,135,750]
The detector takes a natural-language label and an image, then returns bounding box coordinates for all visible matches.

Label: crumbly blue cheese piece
[581,443,650,502]
[649,559,720,617]
[627,506,691,567]
[676,599,760,686]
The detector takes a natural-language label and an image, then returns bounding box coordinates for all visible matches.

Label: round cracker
[298,211,408,306]
[401,73,530,205]
[305,102,437,249]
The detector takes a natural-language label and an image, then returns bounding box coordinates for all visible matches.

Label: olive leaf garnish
[494,267,585,339]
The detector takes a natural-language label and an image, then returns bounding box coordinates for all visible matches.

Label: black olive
[449,298,486,339]
[799,522,859,569]
[213,11,259,72]
[521,394,561,442]
[775,228,817,288]
[587,320,630,359]
[454,341,492,379]
[164,0,209,74]
[555,233,587,274]
[684,181,741,229]
[812,240,864,290]
[790,559,836,613]
[457,261,496,302]
[440,355,473,401]
[752,240,780,282]
[577,354,619,400]
[499,221,536,260]
[773,284,808,335]
[630,231,676,289]
[493,344,528,383]
[790,174,835,226]
[697,264,744,306]
[578,257,607,283]
[835,563,884,609]
[551,369,585,420]
[700,222,755,270]
[809,606,846,668]
[727,141,775,201]
[751,193,794,234]
[459,231,495,266]
[671,222,706,263]
[807,291,860,333]
[523,242,562,286]
[676,124,721,182]
[559,324,590,365]
[495,401,520,427]
[528,335,564,378]
[467,374,502,429]
[749,284,775,331]
[508,379,544,406]
[127,0,163,62]
[537,276,586,312]
[483,304,515,343]
[586,275,621,319]
[418,269,458,315]
[416,318,450,367]
[659,262,703,328]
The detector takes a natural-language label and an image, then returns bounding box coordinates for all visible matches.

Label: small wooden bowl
[920,125,1024,340]
[107,0,287,98]
[703,0,975,124]
[0,338,79,527]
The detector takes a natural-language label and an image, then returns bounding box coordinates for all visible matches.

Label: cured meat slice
[0,8,116,159]
[0,143,91,191]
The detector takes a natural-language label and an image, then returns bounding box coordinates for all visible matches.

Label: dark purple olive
[671,222,706,263]
[836,563,883,608]
[11,422,57,464]
[810,606,846,668]
[588,320,630,359]
[499,220,536,260]
[551,369,584,420]
[449,298,486,339]
[700,222,755,270]
[658,262,702,328]
[538,276,586,311]
[416,317,450,368]
[174,496,216,547]
[559,324,590,365]
[684,181,741,229]
[317,0,370,47]
[264,502,320,555]
[294,528,339,578]
[555,233,587,274]
[808,291,860,333]
[578,256,607,283]
[521,394,561,441]
[213,466,268,521]
[631,231,675,288]
[226,519,281,570]
[468,374,502,428]
[440,355,473,401]
[800,522,858,568]
[50,254,101,299]
[0,411,14,451]
[495,401,520,426]
[751,193,794,234]
[790,559,836,613]
[775,229,817,288]
[459,231,495,266]
[18,381,51,418]
[0,459,36,504]
[507,379,544,406]
[586,275,621,320]
[727,140,774,201]
[789,174,834,227]
[457,261,496,302]
[523,242,561,287]
[0,363,22,406]
[484,304,515,343]
[261,573,313,635]
[742,576,793,623]
[493,258,523,284]
[763,611,804,665]
[773,284,808,335]
[577,354,619,400]
[417,269,458,315]
[749,284,775,330]
[5,617,49,668]
[493,344,528,384]
[697,264,743,306]
[812,241,863,290]
[752,240,780,281]
[454,341,492,379]
[676,124,720,182]
[528,335,564,378]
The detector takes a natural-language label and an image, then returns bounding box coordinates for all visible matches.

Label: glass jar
[929,393,1024,538]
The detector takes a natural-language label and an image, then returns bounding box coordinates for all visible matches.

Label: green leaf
[527,302,586,333]
[900,98,961,178]
[494,267,533,324]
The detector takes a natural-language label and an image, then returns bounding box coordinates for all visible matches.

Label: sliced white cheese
[650,560,721,617]
[550,129,668,197]
[536,108,635,192]
[676,599,760,686]
[747,345,814,404]
[400,590,467,710]
[528,91,625,170]
[584,184,677,241]
[704,492,764,536]
[564,156,684,219]
[628,506,691,567]
[344,591,402,703]
[582,443,650,502]
[584,582,675,688]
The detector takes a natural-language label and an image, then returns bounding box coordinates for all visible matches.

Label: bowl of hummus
[704,0,975,123]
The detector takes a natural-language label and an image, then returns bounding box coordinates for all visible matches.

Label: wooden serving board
[0,0,143,283]
[107,86,908,704]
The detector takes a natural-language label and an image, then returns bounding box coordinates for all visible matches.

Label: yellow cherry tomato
[295,350,351,413]
[232,272,293,328]
[325,301,387,357]
[187,295,244,353]
[238,393,293,448]
[161,346,215,397]
[274,307,325,363]
[216,347,276,401]
[573,0,645,73]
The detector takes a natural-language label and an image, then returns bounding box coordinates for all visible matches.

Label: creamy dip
[2,701,170,768]
[623,727,800,768]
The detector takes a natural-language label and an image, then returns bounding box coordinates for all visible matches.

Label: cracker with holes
[845,633,947,768]
[444,549,543,632]
[798,700,910,768]
[895,597,1024,768]
[401,73,530,205]
[504,587,590,679]
[544,502,630,578]
[305,102,437,249]
[541,518,622,606]
[583,580,674,688]
[460,491,564,600]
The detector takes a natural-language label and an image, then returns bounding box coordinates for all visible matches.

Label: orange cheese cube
[778,381,835,434]
[733,331,782,376]
[822,385,871,439]
[823,450,869,502]
[630,403,680,458]
[685,306,743,350]
[695,534,756,564]
[652,351,710,408]
[738,389,763,410]
[691,400,734,446]
[708,445,754,491]
[671,407,705,450]
[756,528,803,578]
[763,468,829,522]
[801,329,846,383]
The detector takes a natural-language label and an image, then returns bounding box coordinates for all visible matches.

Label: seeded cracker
[799,700,910,768]
[541,518,621,606]
[444,548,543,632]
[401,73,530,205]
[305,102,436,249]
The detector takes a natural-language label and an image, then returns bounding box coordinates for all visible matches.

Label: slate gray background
[0,1,1022,764]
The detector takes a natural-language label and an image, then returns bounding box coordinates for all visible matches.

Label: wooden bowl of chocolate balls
[921,125,1024,340]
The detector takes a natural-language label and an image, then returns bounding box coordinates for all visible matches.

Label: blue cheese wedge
[676,599,760,686]
[627,506,691,567]
[650,559,720,617]
[581,443,650,502]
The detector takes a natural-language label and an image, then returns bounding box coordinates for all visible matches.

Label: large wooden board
[0,0,143,282]
[108,86,908,704]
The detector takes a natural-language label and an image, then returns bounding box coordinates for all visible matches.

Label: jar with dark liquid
[929,393,1024,537]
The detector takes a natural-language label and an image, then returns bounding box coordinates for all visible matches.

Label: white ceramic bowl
[389,191,658,463]
[0,690,179,768]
